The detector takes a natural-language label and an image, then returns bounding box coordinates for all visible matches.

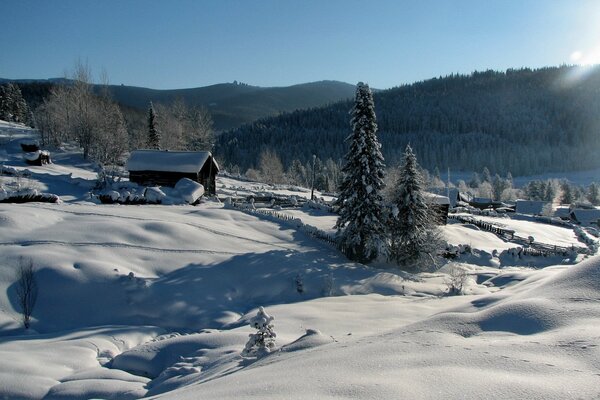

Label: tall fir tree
[560,181,574,205]
[334,82,386,263]
[388,145,438,269]
[147,102,161,150]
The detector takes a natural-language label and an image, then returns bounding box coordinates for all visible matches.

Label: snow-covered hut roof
[570,208,600,226]
[425,192,450,205]
[126,150,219,173]
[515,200,548,215]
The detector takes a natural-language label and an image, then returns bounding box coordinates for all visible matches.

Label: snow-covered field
[1,121,599,399]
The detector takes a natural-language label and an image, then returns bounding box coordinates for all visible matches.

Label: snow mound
[174,178,204,204]
[280,329,334,353]
[424,255,600,337]
[43,379,147,400]
[111,331,247,379]
[144,186,166,203]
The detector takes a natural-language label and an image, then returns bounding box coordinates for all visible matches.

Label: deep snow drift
[1,121,599,399]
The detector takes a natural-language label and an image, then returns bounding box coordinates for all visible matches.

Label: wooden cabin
[515,200,549,216]
[425,192,450,225]
[126,150,219,195]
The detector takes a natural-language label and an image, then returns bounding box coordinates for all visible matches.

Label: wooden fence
[448,214,589,256]
[232,205,352,258]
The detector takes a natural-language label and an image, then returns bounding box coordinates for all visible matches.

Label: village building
[126,150,219,195]
[515,200,549,216]
[425,192,450,225]
[569,208,600,226]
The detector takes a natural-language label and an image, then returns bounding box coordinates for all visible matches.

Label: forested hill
[0,78,356,131]
[215,66,600,176]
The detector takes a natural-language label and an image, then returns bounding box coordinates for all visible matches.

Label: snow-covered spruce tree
[388,144,440,270]
[243,306,276,357]
[334,82,386,263]
[147,102,161,150]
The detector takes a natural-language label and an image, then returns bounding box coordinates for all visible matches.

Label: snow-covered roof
[570,208,600,225]
[425,192,450,205]
[554,207,571,219]
[515,200,548,215]
[126,150,219,173]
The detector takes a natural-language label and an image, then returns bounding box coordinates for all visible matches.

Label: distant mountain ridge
[0,78,356,131]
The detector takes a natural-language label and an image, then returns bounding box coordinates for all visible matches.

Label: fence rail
[232,205,352,258]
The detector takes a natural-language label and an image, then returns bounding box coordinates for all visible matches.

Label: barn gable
[126,150,219,194]
[515,200,548,215]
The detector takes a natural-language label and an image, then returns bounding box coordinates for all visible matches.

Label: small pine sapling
[322,272,334,296]
[295,273,304,294]
[243,306,276,357]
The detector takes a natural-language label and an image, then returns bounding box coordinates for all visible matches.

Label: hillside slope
[216,66,600,175]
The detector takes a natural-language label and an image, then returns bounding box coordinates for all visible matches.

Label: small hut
[515,200,549,216]
[126,150,219,195]
[425,192,450,225]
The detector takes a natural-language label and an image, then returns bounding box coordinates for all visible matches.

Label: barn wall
[129,171,199,188]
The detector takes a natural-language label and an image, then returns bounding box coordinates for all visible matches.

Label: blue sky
[1,0,600,89]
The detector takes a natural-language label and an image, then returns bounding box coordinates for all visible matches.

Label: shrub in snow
[175,178,204,204]
[0,191,60,204]
[445,265,468,296]
[243,307,276,357]
[322,272,334,296]
[15,257,38,329]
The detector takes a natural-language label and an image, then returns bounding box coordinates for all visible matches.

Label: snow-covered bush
[445,265,468,296]
[243,307,276,357]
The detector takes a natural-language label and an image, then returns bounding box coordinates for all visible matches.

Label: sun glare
[569,51,582,62]
[570,47,600,65]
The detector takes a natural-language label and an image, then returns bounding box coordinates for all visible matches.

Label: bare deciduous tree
[155,99,214,151]
[34,61,128,165]
[16,258,38,329]
[258,149,285,184]
[445,265,468,296]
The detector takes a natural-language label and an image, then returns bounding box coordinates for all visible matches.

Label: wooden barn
[425,192,450,225]
[126,150,219,195]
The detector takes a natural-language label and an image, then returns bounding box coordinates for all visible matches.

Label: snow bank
[174,178,204,204]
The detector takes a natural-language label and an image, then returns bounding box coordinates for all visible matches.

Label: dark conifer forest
[215,66,600,176]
